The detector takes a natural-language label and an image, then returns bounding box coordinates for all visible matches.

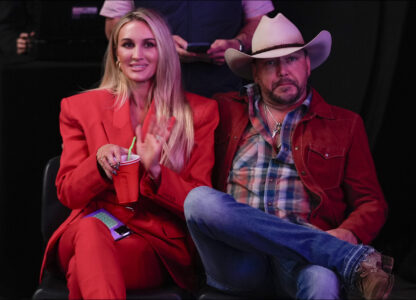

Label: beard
[264,78,305,106]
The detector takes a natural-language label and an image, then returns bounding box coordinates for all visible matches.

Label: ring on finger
[155,135,163,142]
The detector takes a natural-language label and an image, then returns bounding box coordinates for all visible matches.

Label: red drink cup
[112,154,140,204]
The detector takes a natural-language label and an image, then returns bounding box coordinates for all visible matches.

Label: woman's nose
[132,46,142,59]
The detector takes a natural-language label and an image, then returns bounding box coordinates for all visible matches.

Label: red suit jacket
[40,89,219,290]
[212,89,387,245]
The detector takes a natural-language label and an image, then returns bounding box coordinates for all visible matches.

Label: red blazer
[212,89,387,245]
[40,89,219,290]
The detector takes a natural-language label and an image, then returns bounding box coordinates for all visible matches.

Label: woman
[39,8,219,299]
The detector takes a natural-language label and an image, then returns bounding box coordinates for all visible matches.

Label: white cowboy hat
[225,13,332,80]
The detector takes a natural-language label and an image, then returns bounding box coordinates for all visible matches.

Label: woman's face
[116,20,158,84]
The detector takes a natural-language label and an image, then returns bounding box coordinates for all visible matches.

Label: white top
[100,0,274,19]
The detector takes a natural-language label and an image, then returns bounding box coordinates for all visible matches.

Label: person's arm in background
[0,1,18,57]
[100,0,134,39]
[0,0,40,56]
[206,0,274,65]
[99,0,275,66]
[16,31,35,54]
[0,1,31,56]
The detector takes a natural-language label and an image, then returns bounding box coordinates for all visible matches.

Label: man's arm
[100,0,133,39]
[105,17,120,40]
[206,0,273,65]
[206,15,262,65]
[333,116,388,245]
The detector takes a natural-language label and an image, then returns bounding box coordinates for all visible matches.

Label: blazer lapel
[102,100,135,150]
[101,98,157,151]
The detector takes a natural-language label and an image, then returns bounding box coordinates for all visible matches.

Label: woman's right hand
[96,144,128,180]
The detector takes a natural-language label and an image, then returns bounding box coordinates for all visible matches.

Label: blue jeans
[184,186,373,299]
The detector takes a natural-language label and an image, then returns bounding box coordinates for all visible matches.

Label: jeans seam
[342,245,373,288]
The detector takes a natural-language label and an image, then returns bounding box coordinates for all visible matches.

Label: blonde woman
[39,8,218,299]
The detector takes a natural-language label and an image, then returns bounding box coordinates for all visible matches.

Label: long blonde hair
[99,8,194,172]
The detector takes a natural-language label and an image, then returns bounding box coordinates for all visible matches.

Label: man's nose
[276,60,288,77]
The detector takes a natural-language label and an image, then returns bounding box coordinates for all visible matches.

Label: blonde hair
[99,8,194,172]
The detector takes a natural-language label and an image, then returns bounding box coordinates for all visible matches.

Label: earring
[116,60,121,70]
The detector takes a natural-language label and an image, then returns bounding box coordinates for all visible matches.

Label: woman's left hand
[135,116,175,179]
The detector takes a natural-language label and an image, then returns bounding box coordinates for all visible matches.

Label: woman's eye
[144,41,156,48]
[265,60,276,66]
[122,42,134,48]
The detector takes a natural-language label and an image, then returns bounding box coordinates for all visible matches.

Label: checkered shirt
[227,83,314,226]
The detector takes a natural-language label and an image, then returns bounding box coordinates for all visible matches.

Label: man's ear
[305,54,311,77]
[251,60,258,82]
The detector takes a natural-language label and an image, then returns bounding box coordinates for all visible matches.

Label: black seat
[33,155,187,299]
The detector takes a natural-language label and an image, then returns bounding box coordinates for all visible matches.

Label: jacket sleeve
[338,116,388,244]
[139,99,219,219]
[55,97,112,209]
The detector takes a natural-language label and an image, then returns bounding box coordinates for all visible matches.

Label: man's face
[252,50,311,107]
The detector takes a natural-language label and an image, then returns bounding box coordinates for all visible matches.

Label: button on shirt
[227,83,315,226]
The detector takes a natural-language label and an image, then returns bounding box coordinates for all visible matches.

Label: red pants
[58,217,167,299]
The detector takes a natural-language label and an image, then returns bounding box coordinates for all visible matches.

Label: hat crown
[252,13,305,53]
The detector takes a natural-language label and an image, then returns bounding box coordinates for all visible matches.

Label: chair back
[35,156,189,299]
[41,155,70,243]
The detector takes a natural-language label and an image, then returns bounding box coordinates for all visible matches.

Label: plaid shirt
[227,83,314,226]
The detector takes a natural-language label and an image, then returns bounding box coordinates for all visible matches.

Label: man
[184,13,393,300]
[99,0,274,97]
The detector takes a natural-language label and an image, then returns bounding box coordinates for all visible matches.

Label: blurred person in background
[99,0,274,97]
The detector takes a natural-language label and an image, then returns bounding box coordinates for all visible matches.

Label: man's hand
[173,35,208,63]
[206,39,241,65]
[16,31,35,55]
[326,228,358,244]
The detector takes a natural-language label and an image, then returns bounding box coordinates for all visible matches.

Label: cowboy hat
[225,13,332,80]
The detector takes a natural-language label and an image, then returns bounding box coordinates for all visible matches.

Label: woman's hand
[96,144,128,180]
[135,116,175,180]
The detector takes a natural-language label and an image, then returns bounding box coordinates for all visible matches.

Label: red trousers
[58,217,167,299]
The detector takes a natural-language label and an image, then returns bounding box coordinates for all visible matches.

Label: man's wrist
[234,38,244,52]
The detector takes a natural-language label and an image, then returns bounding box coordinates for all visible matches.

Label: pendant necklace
[264,103,283,138]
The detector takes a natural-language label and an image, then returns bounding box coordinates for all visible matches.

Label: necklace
[263,103,283,138]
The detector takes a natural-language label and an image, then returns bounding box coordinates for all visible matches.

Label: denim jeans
[184,186,373,299]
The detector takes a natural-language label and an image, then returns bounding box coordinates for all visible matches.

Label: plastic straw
[127,136,136,161]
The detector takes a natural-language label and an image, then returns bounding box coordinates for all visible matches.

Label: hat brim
[225,30,332,80]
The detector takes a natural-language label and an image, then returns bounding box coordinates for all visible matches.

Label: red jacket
[212,89,387,245]
[40,89,219,290]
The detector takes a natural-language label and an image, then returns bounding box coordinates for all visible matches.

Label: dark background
[0,0,414,298]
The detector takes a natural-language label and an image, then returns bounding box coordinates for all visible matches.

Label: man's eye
[265,60,276,66]
[287,56,298,63]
